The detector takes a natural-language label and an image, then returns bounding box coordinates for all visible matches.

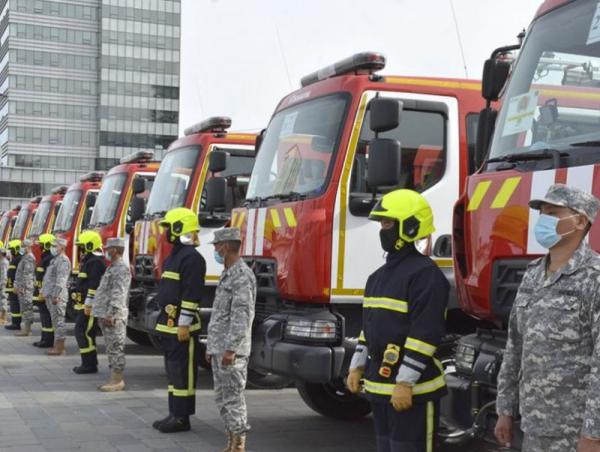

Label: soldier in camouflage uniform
[14,239,36,336]
[42,237,71,356]
[207,228,257,452]
[495,184,600,452]
[0,243,8,325]
[92,238,131,392]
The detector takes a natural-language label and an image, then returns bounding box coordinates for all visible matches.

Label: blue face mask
[534,213,577,249]
[50,246,58,256]
[214,249,224,265]
[18,249,25,255]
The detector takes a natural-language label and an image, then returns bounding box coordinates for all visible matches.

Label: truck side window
[126,175,155,225]
[81,191,98,230]
[349,106,446,215]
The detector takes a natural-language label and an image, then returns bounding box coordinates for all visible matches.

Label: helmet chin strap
[394,238,405,250]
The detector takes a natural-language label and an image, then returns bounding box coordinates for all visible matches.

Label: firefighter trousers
[159,335,198,418]
[8,293,21,328]
[371,400,439,452]
[74,309,99,368]
[37,300,54,345]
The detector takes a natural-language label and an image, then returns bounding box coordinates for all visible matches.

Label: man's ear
[576,214,590,231]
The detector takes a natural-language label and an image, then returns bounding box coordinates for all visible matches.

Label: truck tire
[246,369,293,390]
[126,327,152,346]
[296,379,371,420]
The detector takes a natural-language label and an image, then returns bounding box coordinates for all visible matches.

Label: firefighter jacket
[33,251,53,302]
[74,253,107,311]
[360,244,449,404]
[155,243,205,336]
[6,254,22,299]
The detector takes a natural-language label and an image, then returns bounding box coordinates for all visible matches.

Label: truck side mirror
[209,150,229,173]
[129,196,145,224]
[369,98,402,133]
[482,58,511,102]
[367,139,402,188]
[132,177,145,195]
[205,177,227,212]
[474,107,498,170]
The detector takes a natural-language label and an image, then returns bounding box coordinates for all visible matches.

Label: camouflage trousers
[47,298,67,340]
[99,319,126,372]
[522,433,578,452]
[212,355,250,434]
[18,289,34,324]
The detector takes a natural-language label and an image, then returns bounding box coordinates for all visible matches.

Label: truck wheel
[246,369,292,390]
[126,327,152,346]
[296,380,371,420]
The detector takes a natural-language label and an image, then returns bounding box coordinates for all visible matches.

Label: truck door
[331,91,459,304]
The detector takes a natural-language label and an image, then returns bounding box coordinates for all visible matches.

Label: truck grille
[135,255,155,282]
[243,257,279,322]
[491,259,531,322]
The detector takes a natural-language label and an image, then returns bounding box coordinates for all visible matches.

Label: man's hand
[52,298,58,305]
[84,305,92,316]
[177,325,190,343]
[346,367,364,394]
[390,382,412,412]
[102,316,114,327]
[494,415,513,448]
[222,350,236,366]
[205,353,212,365]
[577,437,600,452]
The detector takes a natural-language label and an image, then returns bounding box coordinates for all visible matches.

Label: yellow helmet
[76,230,103,253]
[38,233,56,251]
[160,207,200,242]
[369,189,435,243]
[8,239,22,254]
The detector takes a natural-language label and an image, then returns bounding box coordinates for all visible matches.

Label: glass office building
[0,0,180,210]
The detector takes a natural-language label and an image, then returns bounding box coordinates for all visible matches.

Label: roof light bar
[184,117,232,136]
[13,205,21,212]
[51,185,69,195]
[30,196,42,203]
[120,150,155,164]
[79,172,104,182]
[300,52,386,88]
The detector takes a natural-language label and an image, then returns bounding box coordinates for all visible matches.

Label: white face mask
[104,251,112,261]
[50,246,58,256]
[179,233,195,245]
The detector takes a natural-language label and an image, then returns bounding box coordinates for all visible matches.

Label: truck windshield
[247,94,348,200]
[89,173,127,227]
[146,145,199,215]
[10,208,29,239]
[29,201,52,236]
[489,0,600,159]
[53,190,82,233]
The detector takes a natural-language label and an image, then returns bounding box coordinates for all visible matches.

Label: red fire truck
[9,196,41,242]
[27,186,68,261]
[447,0,600,446]
[87,151,159,267]
[128,117,256,347]
[0,206,21,244]
[219,52,485,418]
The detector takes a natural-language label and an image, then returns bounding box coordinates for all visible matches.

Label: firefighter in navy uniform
[72,230,107,374]
[5,240,23,331]
[347,189,449,452]
[33,233,56,347]
[152,207,205,434]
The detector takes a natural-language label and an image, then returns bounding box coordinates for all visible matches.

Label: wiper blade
[486,148,568,169]
[242,197,263,207]
[570,140,600,147]
[262,192,307,202]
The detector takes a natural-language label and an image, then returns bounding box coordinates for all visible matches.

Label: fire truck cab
[222,52,485,418]
[88,151,159,267]
[9,196,41,242]
[27,186,68,261]
[128,117,256,346]
[0,206,21,244]
[447,0,600,446]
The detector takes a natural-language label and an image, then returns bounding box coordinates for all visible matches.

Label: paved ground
[0,322,500,452]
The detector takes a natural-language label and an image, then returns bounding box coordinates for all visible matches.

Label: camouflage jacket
[14,253,35,291]
[206,258,257,356]
[496,241,600,437]
[92,258,131,320]
[41,254,71,301]
[0,258,7,295]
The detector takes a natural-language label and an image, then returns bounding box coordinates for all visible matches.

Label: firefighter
[495,184,600,452]
[4,239,23,331]
[33,233,56,347]
[152,207,205,434]
[72,230,107,374]
[0,242,8,325]
[347,189,449,452]
[14,239,35,336]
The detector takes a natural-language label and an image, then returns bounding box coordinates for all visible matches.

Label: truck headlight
[284,319,338,342]
[455,342,477,374]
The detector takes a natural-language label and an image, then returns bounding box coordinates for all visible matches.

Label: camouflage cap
[105,237,125,248]
[210,227,241,244]
[53,237,68,247]
[529,183,600,222]
[22,239,33,247]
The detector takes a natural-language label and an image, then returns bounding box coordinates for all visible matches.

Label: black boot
[157,416,190,433]
[152,414,174,430]
[72,365,98,374]
[4,324,20,330]
[36,341,53,348]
